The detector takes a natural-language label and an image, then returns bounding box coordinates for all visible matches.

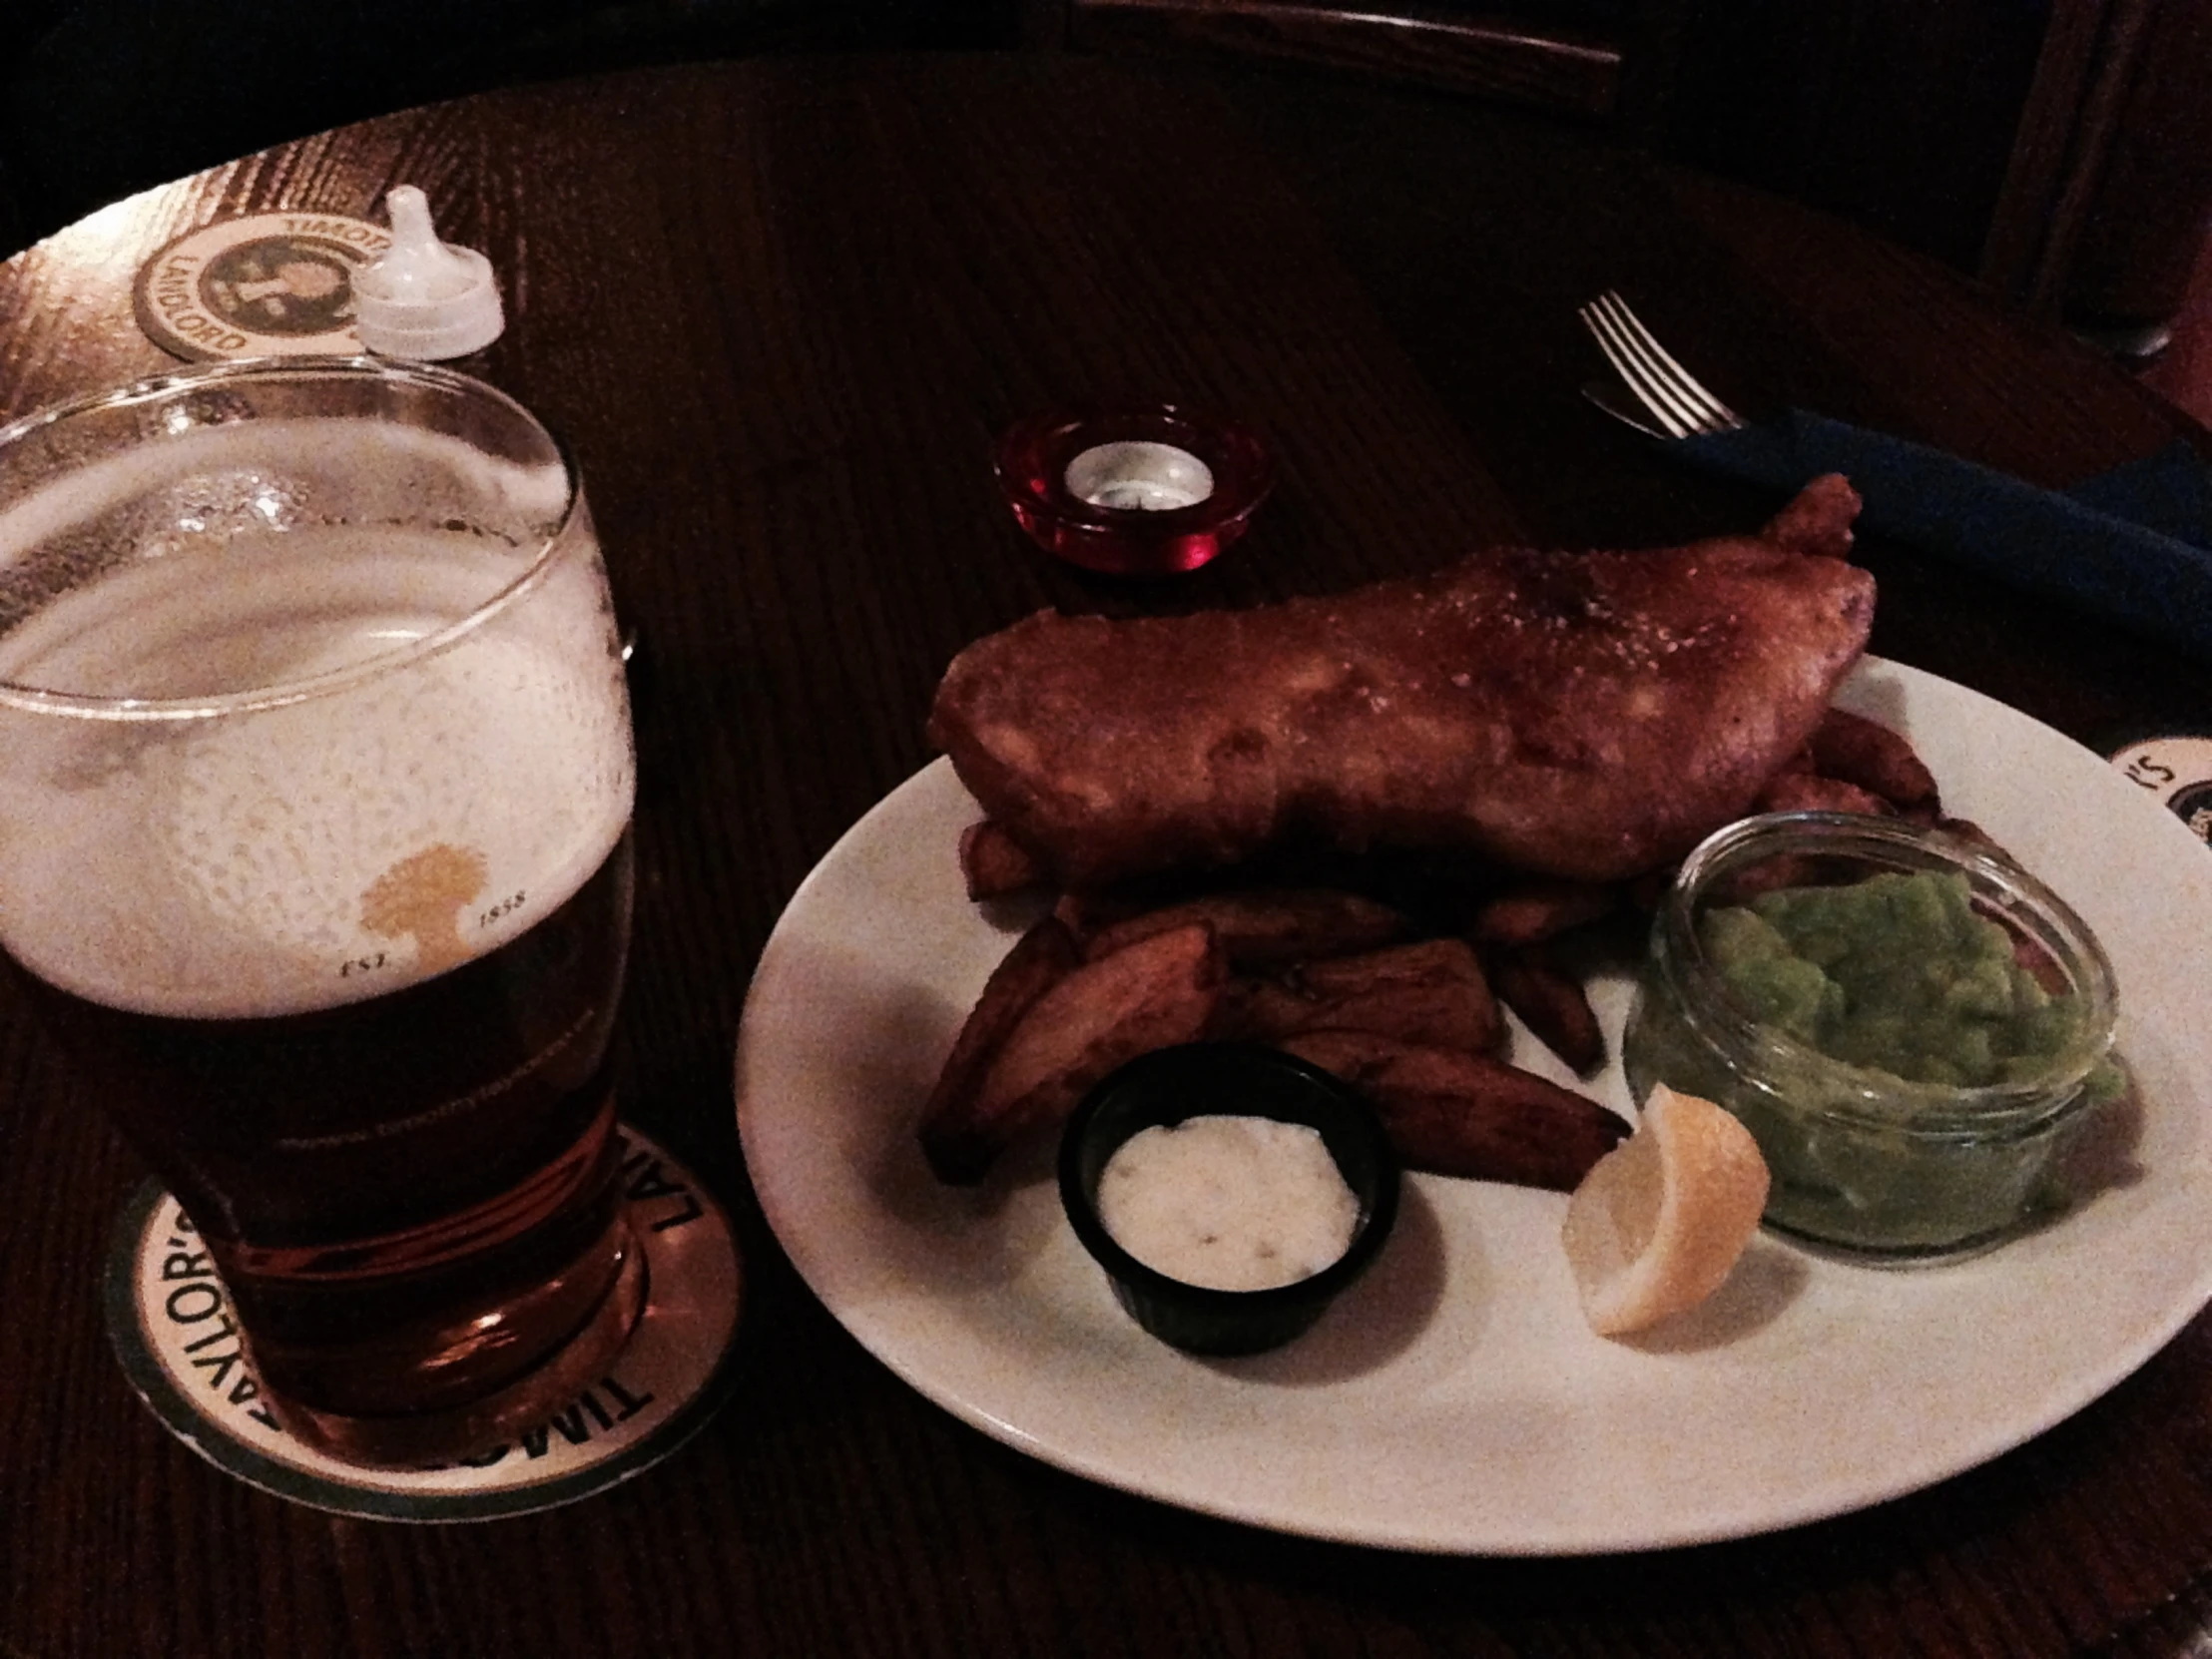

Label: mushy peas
[1701,868,2114,1098]
[1097,1115,1360,1292]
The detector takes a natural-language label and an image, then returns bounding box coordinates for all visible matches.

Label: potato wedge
[1808,708,1939,813]
[1753,771,1893,818]
[959,820,1050,900]
[1468,878,1618,947]
[917,916,1080,1153]
[1049,888,1151,945]
[1080,887,1410,970]
[921,921,1225,1183]
[1282,1031,1628,1191]
[1217,937,1502,1054]
[1489,946,1605,1074]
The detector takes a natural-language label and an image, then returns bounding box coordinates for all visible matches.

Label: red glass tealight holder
[994,405,1274,575]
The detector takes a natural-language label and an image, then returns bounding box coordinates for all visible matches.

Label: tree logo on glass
[363,842,490,974]
[135,211,394,361]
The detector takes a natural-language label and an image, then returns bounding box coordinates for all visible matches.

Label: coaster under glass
[105,1123,740,1522]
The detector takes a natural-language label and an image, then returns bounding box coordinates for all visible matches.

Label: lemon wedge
[1562,1083,1771,1337]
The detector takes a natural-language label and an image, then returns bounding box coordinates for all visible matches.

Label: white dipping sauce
[1097,1115,1360,1292]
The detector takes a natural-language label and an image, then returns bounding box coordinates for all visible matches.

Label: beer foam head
[158,626,631,996]
[0,414,570,654]
[0,526,632,1017]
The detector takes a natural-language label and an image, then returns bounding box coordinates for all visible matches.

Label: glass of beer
[0,358,643,1465]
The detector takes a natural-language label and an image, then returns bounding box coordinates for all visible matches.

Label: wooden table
[4,50,2212,1659]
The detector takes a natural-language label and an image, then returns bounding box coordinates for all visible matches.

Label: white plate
[735,658,2212,1554]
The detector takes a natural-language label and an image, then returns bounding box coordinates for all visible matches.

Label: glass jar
[1622,813,2120,1261]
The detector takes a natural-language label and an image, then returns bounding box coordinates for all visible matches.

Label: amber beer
[0,361,644,1464]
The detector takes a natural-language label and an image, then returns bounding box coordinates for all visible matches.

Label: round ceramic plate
[735,658,2212,1554]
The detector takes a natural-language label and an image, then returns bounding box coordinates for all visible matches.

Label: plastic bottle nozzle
[352,186,505,359]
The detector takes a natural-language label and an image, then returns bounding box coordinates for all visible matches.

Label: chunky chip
[959,820,1050,900]
[1489,945,1606,1074]
[1216,936,1503,1054]
[1808,707,1939,814]
[1081,887,1411,969]
[1281,1030,1629,1192]
[1468,878,1621,947]
[919,922,1225,1183]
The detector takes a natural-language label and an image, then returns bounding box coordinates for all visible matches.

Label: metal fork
[1577,290,1746,438]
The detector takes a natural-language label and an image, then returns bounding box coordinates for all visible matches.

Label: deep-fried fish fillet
[928,479,1873,885]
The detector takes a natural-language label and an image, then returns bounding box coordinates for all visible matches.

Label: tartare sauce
[1097,1114,1360,1292]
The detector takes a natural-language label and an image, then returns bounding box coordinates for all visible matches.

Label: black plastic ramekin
[1058,1043,1400,1356]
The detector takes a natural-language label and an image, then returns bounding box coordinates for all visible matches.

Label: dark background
[0,0,1022,256]
[7,0,2208,348]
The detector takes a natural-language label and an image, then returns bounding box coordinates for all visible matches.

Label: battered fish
[928,478,1873,885]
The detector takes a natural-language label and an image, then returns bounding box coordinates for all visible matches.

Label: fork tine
[1578,297,1701,438]
[1587,293,1695,425]
[1590,291,1743,431]
[1587,292,1727,434]
[1601,293,1741,429]
[1579,300,1676,434]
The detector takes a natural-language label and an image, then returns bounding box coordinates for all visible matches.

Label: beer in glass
[0,358,643,1464]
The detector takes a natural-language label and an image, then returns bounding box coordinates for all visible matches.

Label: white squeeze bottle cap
[352,185,504,359]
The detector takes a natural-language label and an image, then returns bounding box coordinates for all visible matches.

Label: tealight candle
[1064,441,1216,512]
[993,404,1274,576]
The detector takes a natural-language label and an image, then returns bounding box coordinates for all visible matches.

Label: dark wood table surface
[5,49,2212,1659]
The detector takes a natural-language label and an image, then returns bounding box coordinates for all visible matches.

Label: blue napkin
[1674,409,2212,662]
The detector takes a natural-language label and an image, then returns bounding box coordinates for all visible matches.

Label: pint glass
[0,359,643,1464]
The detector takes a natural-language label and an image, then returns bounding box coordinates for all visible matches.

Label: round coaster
[2110,734,2212,847]
[135,211,394,361]
[105,1125,740,1522]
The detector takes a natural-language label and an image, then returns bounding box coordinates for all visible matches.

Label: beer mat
[104,1125,741,1522]
[135,212,392,361]
[2109,732,2212,848]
